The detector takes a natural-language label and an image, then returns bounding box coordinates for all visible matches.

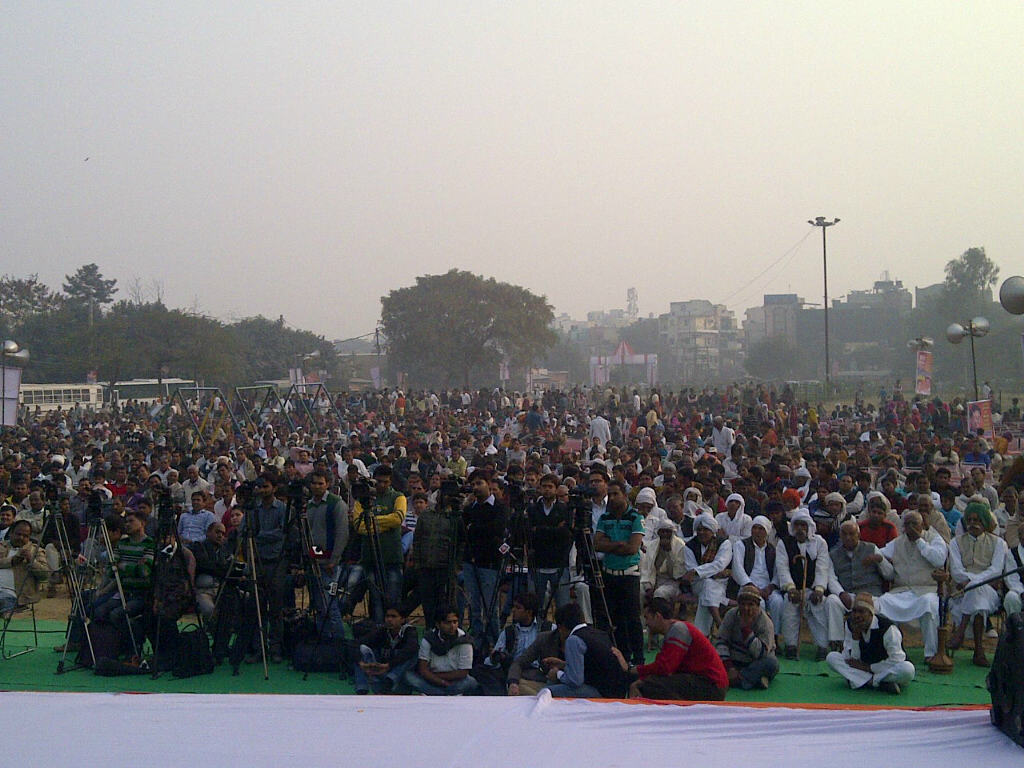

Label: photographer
[526,473,573,612]
[249,475,288,663]
[193,521,232,619]
[346,465,405,624]
[305,470,349,639]
[462,469,508,652]
[410,490,464,627]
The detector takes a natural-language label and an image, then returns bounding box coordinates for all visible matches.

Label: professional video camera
[567,484,595,530]
[505,479,538,512]
[350,477,376,505]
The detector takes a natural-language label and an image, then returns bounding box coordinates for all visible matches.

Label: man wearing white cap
[775,508,832,659]
[641,519,687,603]
[635,487,669,545]
[681,513,733,636]
[826,593,915,694]
[732,515,784,637]
[716,493,753,543]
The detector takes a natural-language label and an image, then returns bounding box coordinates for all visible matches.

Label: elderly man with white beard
[681,513,733,636]
[775,508,833,660]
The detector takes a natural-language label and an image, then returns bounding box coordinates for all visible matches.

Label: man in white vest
[875,510,948,662]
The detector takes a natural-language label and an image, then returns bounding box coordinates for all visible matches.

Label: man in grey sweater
[715,584,779,690]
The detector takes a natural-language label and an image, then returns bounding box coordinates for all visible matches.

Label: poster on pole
[914,350,933,396]
[967,399,993,438]
[2,366,22,427]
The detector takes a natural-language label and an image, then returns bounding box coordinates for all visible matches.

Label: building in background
[658,300,741,381]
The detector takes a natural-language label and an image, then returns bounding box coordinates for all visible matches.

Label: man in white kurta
[641,521,687,602]
[875,510,948,661]
[826,593,915,694]
[716,493,753,544]
[775,509,832,659]
[731,515,784,639]
[682,513,732,636]
[948,503,1006,666]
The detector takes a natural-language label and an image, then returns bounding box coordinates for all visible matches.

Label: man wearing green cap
[949,502,1006,666]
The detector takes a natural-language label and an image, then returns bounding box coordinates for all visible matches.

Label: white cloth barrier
[1,690,1017,766]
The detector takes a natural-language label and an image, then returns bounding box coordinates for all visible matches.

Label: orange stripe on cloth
[576,698,989,712]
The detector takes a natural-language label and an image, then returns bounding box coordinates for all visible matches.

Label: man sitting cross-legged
[826,592,915,694]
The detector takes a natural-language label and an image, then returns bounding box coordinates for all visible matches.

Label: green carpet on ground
[0,619,991,706]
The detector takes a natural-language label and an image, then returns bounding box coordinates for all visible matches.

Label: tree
[381,270,557,387]
[0,274,64,330]
[743,336,800,381]
[943,247,999,310]
[228,315,338,384]
[63,263,118,320]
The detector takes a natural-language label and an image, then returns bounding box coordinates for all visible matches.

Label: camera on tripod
[568,485,595,530]
[351,478,377,504]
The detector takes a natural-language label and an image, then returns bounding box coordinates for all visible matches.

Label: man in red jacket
[624,597,729,700]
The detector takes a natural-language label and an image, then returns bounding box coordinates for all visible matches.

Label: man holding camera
[411,489,464,629]
[347,465,405,624]
[305,470,349,639]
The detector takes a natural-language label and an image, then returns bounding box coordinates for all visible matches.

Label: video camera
[568,484,595,530]
[350,477,376,505]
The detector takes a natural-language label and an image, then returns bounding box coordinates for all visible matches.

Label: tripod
[54,509,102,674]
[215,496,270,679]
[96,516,146,668]
[349,492,389,624]
[573,516,615,649]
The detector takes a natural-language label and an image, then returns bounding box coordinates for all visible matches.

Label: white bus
[104,378,197,406]
[19,383,104,412]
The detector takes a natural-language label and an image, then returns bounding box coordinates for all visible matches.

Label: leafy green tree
[381,270,556,387]
[62,264,118,323]
[229,315,338,383]
[0,274,64,330]
[744,336,800,381]
[943,247,999,310]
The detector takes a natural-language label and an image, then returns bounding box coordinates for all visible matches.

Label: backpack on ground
[173,623,215,678]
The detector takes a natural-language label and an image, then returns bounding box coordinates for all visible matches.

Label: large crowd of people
[2,381,1022,699]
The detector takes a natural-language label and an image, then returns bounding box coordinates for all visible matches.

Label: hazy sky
[4,2,1023,340]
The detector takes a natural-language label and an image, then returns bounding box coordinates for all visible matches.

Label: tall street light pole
[946,317,989,401]
[808,217,840,395]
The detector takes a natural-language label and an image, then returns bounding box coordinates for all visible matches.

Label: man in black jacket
[462,469,509,652]
[527,473,573,616]
[353,603,419,694]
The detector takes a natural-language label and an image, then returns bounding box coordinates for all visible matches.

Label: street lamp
[999,276,1024,315]
[808,216,840,393]
[946,317,989,400]
[1,339,30,428]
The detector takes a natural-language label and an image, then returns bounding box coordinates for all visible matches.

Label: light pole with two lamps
[946,318,989,401]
